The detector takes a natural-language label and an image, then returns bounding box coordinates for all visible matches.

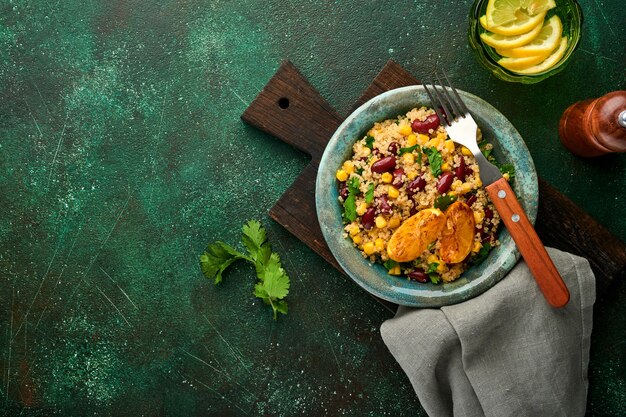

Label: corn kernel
[476,178,483,187]
[474,210,485,224]
[375,238,386,251]
[444,140,455,153]
[406,170,418,180]
[348,224,360,236]
[472,240,483,253]
[381,172,393,183]
[427,254,440,264]
[459,183,473,194]
[375,216,387,228]
[388,186,400,199]
[437,263,447,273]
[388,216,402,229]
[425,137,442,149]
[342,160,355,174]
[461,146,473,156]
[406,134,417,147]
[369,157,379,166]
[356,202,368,216]
[352,235,362,245]
[362,146,371,156]
[451,179,463,190]
[503,172,510,181]
[403,153,415,165]
[417,134,429,145]
[436,131,447,141]
[441,162,451,171]
[398,124,413,136]
[388,265,401,275]
[336,169,348,182]
[363,242,376,255]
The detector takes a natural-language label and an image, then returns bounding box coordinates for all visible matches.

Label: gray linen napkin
[381,248,595,417]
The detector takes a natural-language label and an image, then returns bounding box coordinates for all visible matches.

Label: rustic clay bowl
[316,85,537,307]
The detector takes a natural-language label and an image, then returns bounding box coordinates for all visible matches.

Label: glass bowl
[468,0,583,84]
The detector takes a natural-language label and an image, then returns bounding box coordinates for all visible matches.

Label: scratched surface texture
[0,0,624,415]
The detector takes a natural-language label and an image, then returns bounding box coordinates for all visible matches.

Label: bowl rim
[315,85,538,307]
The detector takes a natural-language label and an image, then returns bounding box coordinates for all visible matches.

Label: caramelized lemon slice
[387,208,445,263]
[439,202,476,264]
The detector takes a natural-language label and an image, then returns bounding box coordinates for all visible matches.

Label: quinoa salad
[336,106,514,284]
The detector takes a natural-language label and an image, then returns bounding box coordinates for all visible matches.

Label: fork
[423,70,570,308]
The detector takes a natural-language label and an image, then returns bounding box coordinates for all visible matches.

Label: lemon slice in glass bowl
[479,11,546,36]
[486,0,556,27]
[480,16,543,49]
[496,15,563,57]
[509,37,569,74]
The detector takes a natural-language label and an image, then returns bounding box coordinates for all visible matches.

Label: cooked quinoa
[336,106,503,283]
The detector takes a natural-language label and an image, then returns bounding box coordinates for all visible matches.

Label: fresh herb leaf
[343,194,357,222]
[426,262,440,284]
[434,194,458,211]
[424,147,442,177]
[364,136,375,149]
[417,151,423,165]
[356,167,364,175]
[253,253,290,319]
[499,163,515,182]
[348,177,360,195]
[199,242,249,284]
[199,221,290,319]
[427,242,436,251]
[242,220,267,262]
[365,183,375,203]
[399,144,419,155]
[471,242,491,266]
[480,147,492,159]
[383,259,399,270]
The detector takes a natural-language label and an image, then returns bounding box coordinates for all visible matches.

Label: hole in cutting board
[278,97,290,109]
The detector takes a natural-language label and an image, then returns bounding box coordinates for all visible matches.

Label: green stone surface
[0,0,624,415]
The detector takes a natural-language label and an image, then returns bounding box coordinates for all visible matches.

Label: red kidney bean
[408,269,428,283]
[371,156,396,173]
[485,208,494,221]
[409,204,418,216]
[407,176,426,194]
[436,172,455,194]
[466,194,477,207]
[388,142,400,155]
[339,183,349,200]
[392,168,405,188]
[376,195,393,215]
[373,148,382,157]
[411,114,440,133]
[362,207,376,230]
[455,157,467,181]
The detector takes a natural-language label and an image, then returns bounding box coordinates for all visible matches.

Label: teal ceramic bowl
[316,86,538,307]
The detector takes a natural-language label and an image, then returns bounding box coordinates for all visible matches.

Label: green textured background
[1,0,624,415]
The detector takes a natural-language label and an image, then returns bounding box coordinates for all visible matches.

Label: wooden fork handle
[486,178,570,308]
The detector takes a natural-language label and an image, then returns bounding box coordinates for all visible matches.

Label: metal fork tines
[422,70,502,186]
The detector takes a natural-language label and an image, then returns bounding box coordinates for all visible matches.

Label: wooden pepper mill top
[558,90,626,157]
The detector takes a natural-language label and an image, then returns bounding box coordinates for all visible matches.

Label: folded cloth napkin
[381,248,595,417]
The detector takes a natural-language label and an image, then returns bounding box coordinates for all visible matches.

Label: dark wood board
[242,60,625,301]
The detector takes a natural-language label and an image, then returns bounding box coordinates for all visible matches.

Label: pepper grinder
[558,90,626,157]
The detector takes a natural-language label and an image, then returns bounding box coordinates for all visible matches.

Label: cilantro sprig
[426,263,440,284]
[342,177,360,222]
[434,194,457,211]
[199,220,290,319]
[423,147,443,177]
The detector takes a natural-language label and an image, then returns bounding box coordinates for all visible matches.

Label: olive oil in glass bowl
[468,0,582,84]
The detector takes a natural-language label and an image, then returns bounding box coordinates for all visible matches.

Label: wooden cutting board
[242,60,626,302]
